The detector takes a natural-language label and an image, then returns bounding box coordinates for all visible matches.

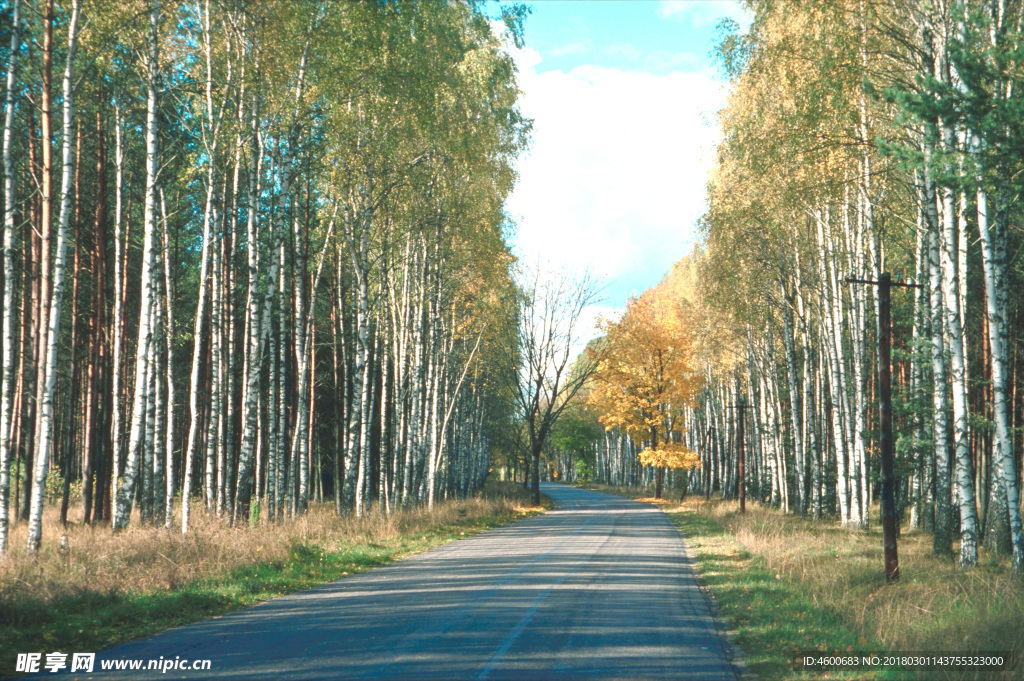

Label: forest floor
[0,480,550,679]
[577,482,1023,681]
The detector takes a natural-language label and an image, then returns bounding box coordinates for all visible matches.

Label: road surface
[46,484,740,680]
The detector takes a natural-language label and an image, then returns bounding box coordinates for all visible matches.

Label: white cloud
[656,0,753,29]
[506,45,727,346]
[549,40,591,58]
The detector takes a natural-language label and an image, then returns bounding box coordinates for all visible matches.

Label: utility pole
[726,400,750,513]
[703,422,713,501]
[846,272,921,583]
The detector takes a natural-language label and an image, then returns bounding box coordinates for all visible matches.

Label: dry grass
[0,480,547,678]
[671,498,1024,680]
[0,483,533,603]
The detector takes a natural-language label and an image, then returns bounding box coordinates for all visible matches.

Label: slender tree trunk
[817,208,851,526]
[113,0,160,531]
[61,123,84,528]
[27,0,81,550]
[926,173,954,554]
[235,29,310,521]
[159,190,176,529]
[0,0,23,557]
[109,101,125,524]
[976,177,1024,572]
[83,107,108,526]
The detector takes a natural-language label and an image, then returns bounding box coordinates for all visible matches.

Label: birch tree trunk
[234,29,309,523]
[0,0,22,558]
[26,0,56,530]
[206,235,221,513]
[816,208,851,526]
[782,280,804,514]
[160,190,176,529]
[933,10,979,567]
[182,0,224,532]
[110,101,125,519]
[230,90,265,526]
[27,0,81,550]
[911,179,932,531]
[976,172,1024,573]
[114,0,160,532]
[925,170,954,554]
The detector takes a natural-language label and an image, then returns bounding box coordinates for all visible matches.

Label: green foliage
[713,17,751,80]
[499,3,531,50]
[548,409,601,458]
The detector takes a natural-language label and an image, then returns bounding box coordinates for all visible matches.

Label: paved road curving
[51,483,740,680]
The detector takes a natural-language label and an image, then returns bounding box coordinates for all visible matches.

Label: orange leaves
[638,444,702,471]
[588,287,703,469]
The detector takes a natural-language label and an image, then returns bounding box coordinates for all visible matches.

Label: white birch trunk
[143,307,159,523]
[113,0,159,531]
[235,29,309,522]
[910,179,931,530]
[182,0,222,533]
[927,194,954,553]
[932,12,979,567]
[849,202,870,529]
[160,190,176,529]
[816,208,851,526]
[0,0,22,557]
[976,175,1024,572]
[230,91,266,525]
[781,280,804,514]
[938,159,979,566]
[110,100,125,518]
[26,0,80,550]
[207,236,221,514]
[291,210,309,513]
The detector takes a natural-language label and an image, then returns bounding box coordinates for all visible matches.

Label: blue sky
[516,0,739,75]
[497,1,752,343]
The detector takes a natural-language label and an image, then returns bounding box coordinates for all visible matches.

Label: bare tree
[510,266,601,506]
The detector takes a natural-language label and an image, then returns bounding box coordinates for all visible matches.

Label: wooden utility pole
[847,272,921,583]
[737,400,746,514]
[726,401,750,513]
[702,423,713,501]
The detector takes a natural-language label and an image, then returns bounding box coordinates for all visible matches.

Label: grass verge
[664,498,1023,681]
[0,480,549,679]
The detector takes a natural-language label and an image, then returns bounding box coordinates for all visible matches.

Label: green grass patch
[667,505,901,680]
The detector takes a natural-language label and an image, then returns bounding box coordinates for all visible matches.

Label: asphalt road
[45,484,739,680]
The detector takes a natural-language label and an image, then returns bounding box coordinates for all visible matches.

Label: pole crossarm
[845,277,923,289]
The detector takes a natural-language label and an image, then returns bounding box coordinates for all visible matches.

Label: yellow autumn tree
[588,288,703,498]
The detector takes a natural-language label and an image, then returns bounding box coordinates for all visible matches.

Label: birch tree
[114,0,160,531]
[26,0,81,553]
[0,0,22,558]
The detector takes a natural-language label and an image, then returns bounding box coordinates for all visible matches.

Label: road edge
[667,509,758,681]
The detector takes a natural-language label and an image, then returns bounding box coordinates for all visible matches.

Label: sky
[498,0,752,343]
